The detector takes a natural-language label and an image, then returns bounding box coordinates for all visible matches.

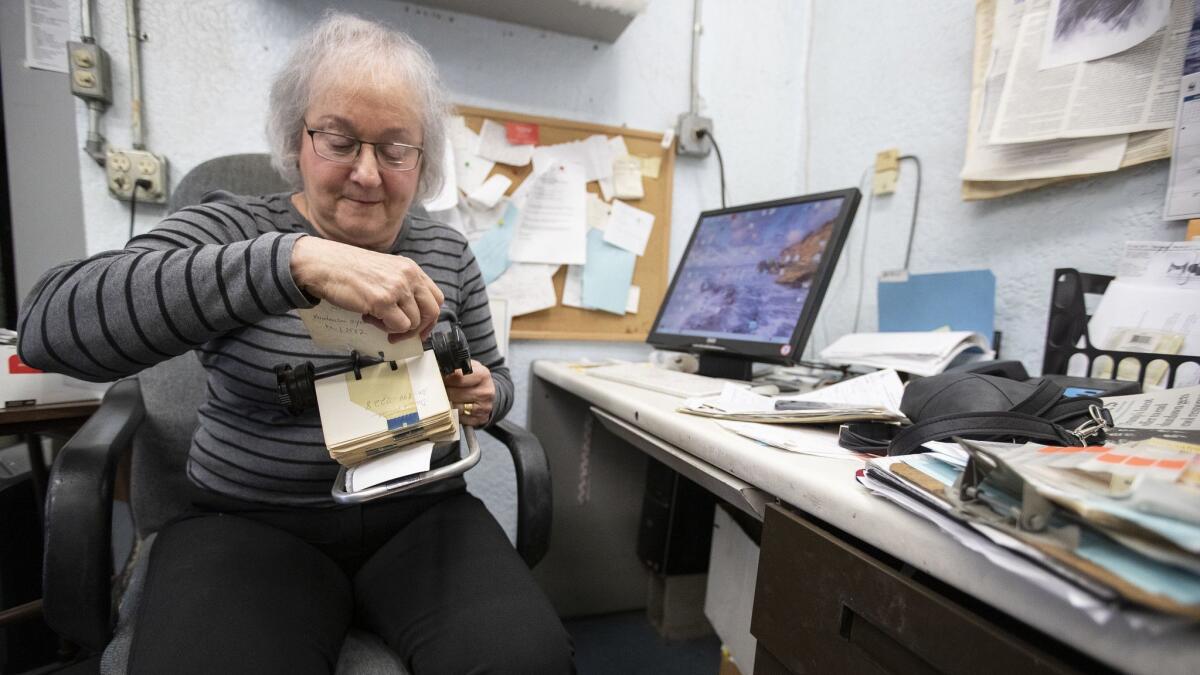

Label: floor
[565,611,722,675]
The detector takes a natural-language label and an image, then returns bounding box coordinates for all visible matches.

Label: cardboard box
[0,346,107,407]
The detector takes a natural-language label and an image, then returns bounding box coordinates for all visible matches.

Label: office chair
[41,154,552,674]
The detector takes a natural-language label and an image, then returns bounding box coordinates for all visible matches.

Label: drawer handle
[839,603,942,675]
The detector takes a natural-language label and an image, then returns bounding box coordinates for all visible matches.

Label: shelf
[401,0,643,43]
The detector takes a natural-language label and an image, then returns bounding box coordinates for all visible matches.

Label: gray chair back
[167,153,290,213]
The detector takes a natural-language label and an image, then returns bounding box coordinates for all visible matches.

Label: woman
[18,12,573,675]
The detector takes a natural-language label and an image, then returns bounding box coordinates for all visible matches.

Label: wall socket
[106,148,169,204]
[67,41,111,104]
[676,113,714,157]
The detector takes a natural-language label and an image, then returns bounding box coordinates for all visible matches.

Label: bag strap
[1009,379,1064,416]
[838,423,897,454]
[887,411,1083,456]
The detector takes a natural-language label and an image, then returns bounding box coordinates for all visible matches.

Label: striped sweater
[17,191,511,506]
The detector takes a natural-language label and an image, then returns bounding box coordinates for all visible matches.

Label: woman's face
[295,79,424,251]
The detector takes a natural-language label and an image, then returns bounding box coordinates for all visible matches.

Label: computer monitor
[647,188,861,379]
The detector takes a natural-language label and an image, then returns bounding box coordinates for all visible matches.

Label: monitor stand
[696,352,754,381]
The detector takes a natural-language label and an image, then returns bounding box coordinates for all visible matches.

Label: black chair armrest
[484,419,551,568]
[43,378,145,652]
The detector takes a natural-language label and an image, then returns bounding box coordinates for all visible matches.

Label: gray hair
[266,11,449,203]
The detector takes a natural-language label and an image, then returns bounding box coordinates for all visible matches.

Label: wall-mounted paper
[470,202,519,284]
[627,285,641,314]
[297,302,424,361]
[639,155,662,179]
[586,193,611,230]
[612,156,645,200]
[509,162,587,265]
[467,174,512,210]
[603,199,655,256]
[423,140,460,212]
[531,135,613,182]
[562,264,585,308]
[582,229,636,315]
[487,263,559,317]
[478,119,534,167]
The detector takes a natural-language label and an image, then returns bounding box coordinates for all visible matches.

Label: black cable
[899,155,922,270]
[699,129,727,208]
[128,178,152,242]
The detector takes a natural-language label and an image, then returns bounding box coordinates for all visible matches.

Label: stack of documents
[314,353,457,467]
[820,331,994,377]
[858,386,1200,625]
[679,369,908,425]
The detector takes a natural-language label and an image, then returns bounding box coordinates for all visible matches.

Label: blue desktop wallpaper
[655,197,845,345]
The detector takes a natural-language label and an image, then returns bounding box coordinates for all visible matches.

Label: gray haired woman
[19,11,572,674]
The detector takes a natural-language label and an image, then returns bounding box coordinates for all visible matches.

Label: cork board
[456,105,674,341]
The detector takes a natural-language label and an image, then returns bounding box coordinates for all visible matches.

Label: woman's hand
[290,235,445,341]
[444,360,495,427]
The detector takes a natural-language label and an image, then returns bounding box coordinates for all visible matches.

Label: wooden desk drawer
[751,504,1097,675]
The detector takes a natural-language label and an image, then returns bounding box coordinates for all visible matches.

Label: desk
[528,360,1198,675]
[0,400,101,518]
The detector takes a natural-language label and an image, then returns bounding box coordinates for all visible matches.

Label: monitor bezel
[646,188,862,366]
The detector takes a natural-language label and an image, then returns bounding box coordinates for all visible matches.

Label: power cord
[128,178,152,242]
[697,128,727,208]
[899,154,922,270]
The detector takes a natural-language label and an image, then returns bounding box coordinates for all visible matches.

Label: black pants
[126,486,574,674]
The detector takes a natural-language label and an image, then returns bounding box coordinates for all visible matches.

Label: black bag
[839,372,1112,456]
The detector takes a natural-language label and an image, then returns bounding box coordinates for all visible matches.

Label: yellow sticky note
[346,364,417,422]
[638,155,662,179]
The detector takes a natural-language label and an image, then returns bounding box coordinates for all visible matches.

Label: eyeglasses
[303,121,424,172]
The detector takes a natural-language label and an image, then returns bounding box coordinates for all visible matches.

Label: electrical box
[676,113,713,157]
[106,148,169,204]
[67,41,111,104]
[873,148,900,195]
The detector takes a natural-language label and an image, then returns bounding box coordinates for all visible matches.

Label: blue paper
[469,203,519,284]
[878,270,995,346]
[581,229,636,315]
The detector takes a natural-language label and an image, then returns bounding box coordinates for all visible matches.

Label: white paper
[346,441,435,492]
[477,119,534,167]
[448,117,495,195]
[1118,240,1200,286]
[626,285,641,314]
[562,265,585,308]
[608,135,630,157]
[466,174,512,210]
[718,420,865,460]
[531,135,613,182]
[1041,0,1171,70]
[489,298,511,359]
[780,368,906,416]
[1086,278,1200,359]
[508,162,588,265]
[820,331,995,377]
[423,140,460,212]
[962,0,1129,182]
[612,155,645,200]
[991,0,1190,144]
[486,263,558,317]
[313,353,449,446]
[586,192,610,230]
[1165,72,1200,219]
[602,199,655,256]
[296,302,424,361]
[24,0,68,73]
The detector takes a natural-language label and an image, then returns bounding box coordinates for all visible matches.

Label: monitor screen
[647,189,860,367]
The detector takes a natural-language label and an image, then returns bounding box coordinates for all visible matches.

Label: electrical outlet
[67,41,111,104]
[107,148,169,204]
[676,113,713,157]
[873,148,900,195]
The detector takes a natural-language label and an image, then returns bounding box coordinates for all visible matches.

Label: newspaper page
[1164,0,1200,219]
[962,0,1129,182]
[991,0,1192,144]
[1041,0,1171,70]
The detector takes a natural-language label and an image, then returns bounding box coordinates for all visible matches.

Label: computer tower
[637,457,715,576]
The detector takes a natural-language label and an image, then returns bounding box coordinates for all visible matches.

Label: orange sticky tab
[1097,453,1128,464]
[1127,457,1156,467]
[1085,446,1107,453]
[1158,459,1187,470]
[506,122,538,145]
[1038,446,1059,453]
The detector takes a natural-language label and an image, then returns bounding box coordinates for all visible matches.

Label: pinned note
[470,202,518,283]
[638,155,661,179]
[603,199,655,257]
[612,156,644,200]
[467,174,512,210]
[478,119,534,167]
[561,264,585,308]
[297,302,424,361]
[487,263,559,317]
[586,192,611,230]
[582,229,636,315]
[423,141,460,212]
[626,285,641,314]
[509,162,588,265]
[506,121,539,145]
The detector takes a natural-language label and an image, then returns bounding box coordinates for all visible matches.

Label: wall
[804,1,1187,373]
[1,0,86,307]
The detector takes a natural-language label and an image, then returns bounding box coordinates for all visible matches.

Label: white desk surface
[533,360,1199,675]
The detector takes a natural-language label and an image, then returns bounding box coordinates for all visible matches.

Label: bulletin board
[457,105,675,341]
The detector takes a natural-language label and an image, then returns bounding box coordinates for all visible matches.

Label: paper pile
[679,369,908,425]
[820,331,994,377]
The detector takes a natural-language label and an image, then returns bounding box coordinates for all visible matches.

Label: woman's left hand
[444,359,495,427]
